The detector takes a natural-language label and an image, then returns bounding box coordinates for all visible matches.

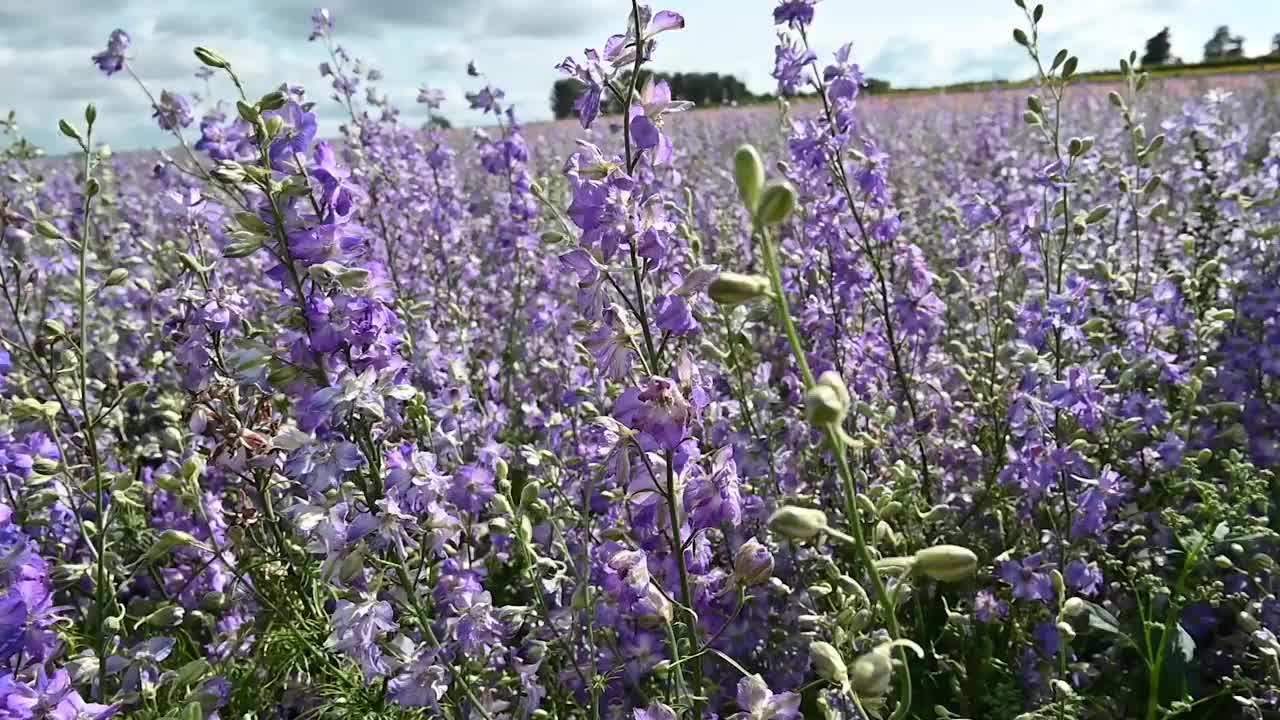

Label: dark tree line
[551,70,890,120]
[1141,24,1278,68]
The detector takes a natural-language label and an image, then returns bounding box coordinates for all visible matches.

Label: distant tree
[1272,32,1280,56]
[425,114,451,130]
[863,77,892,94]
[1141,27,1172,66]
[551,78,585,120]
[1204,25,1245,61]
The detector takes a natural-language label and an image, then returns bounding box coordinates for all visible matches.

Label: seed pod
[708,272,770,306]
[809,641,849,689]
[768,506,828,541]
[733,144,765,213]
[757,181,797,226]
[914,544,978,583]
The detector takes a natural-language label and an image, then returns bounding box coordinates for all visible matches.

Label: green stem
[759,225,913,719]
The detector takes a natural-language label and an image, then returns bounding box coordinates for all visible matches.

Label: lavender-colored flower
[603,5,685,68]
[732,674,800,720]
[614,377,694,450]
[773,0,817,28]
[326,599,398,681]
[416,86,446,108]
[152,91,194,131]
[1065,559,1103,597]
[772,32,816,96]
[449,464,496,514]
[309,7,333,40]
[634,701,678,720]
[997,553,1055,603]
[974,589,1009,623]
[683,445,743,530]
[629,79,692,165]
[91,29,130,75]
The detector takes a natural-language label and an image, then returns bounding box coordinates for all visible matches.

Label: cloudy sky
[2,0,1277,151]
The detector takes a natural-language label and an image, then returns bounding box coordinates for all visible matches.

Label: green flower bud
[104,268,129,287]
[58,119,82,143]
[200,592,228,612]
[144,605,185,627]
[519,481,542,509]
[733,144,765,213]
[258,91,288,111]
[756,181,797,225]
[850,649,894,696]
[805,384,844,426]
[143,529,199,563]
[913,544,978,583]
[194,47,231,69]
[1062,597,1086,618]
[35,220,64,239]
[809,641,849,689]
[708,272,770,306]
[768,506,828,541]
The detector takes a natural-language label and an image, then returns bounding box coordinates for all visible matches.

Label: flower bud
[144,605,185,627]
[104,268,129,287]
[1057,621,1076,641]
[143,529,198,563]
[519,481,541,510]
[809,641,849,689]
[913,544,978,583]
[194,47,231,69]
[805,384,844,426]
[849,649,894,696]
[35,220,64,239]
[258,91,288,111]
[1062,597,1086,618]
[768,506,828,541]
[733,144,765,213]
[756,181,797,225]
[708,272,770,306]
[733,537,774,586]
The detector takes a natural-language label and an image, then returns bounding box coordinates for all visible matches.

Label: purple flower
[772,32,816,96]
[732,674,800,719]
[614,377,694,450]
[997,553,1055,603]
[603,5,685,68]
[309,7,333,40]
[465,86,505,115]
[555,52,607,129]
[683,446,743,530]
[152,91,194,131]
[653,294,696,334]
[1065,559,1103,597]
[326,599,398,681]
[449,464,495,514]
[91,29,130,76]
[974,589,1009,623]
[416,86,445,108]
[773,0,817,28]
[628,79,692,165]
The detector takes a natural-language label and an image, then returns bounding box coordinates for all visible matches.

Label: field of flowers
[2,1,1279,718]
